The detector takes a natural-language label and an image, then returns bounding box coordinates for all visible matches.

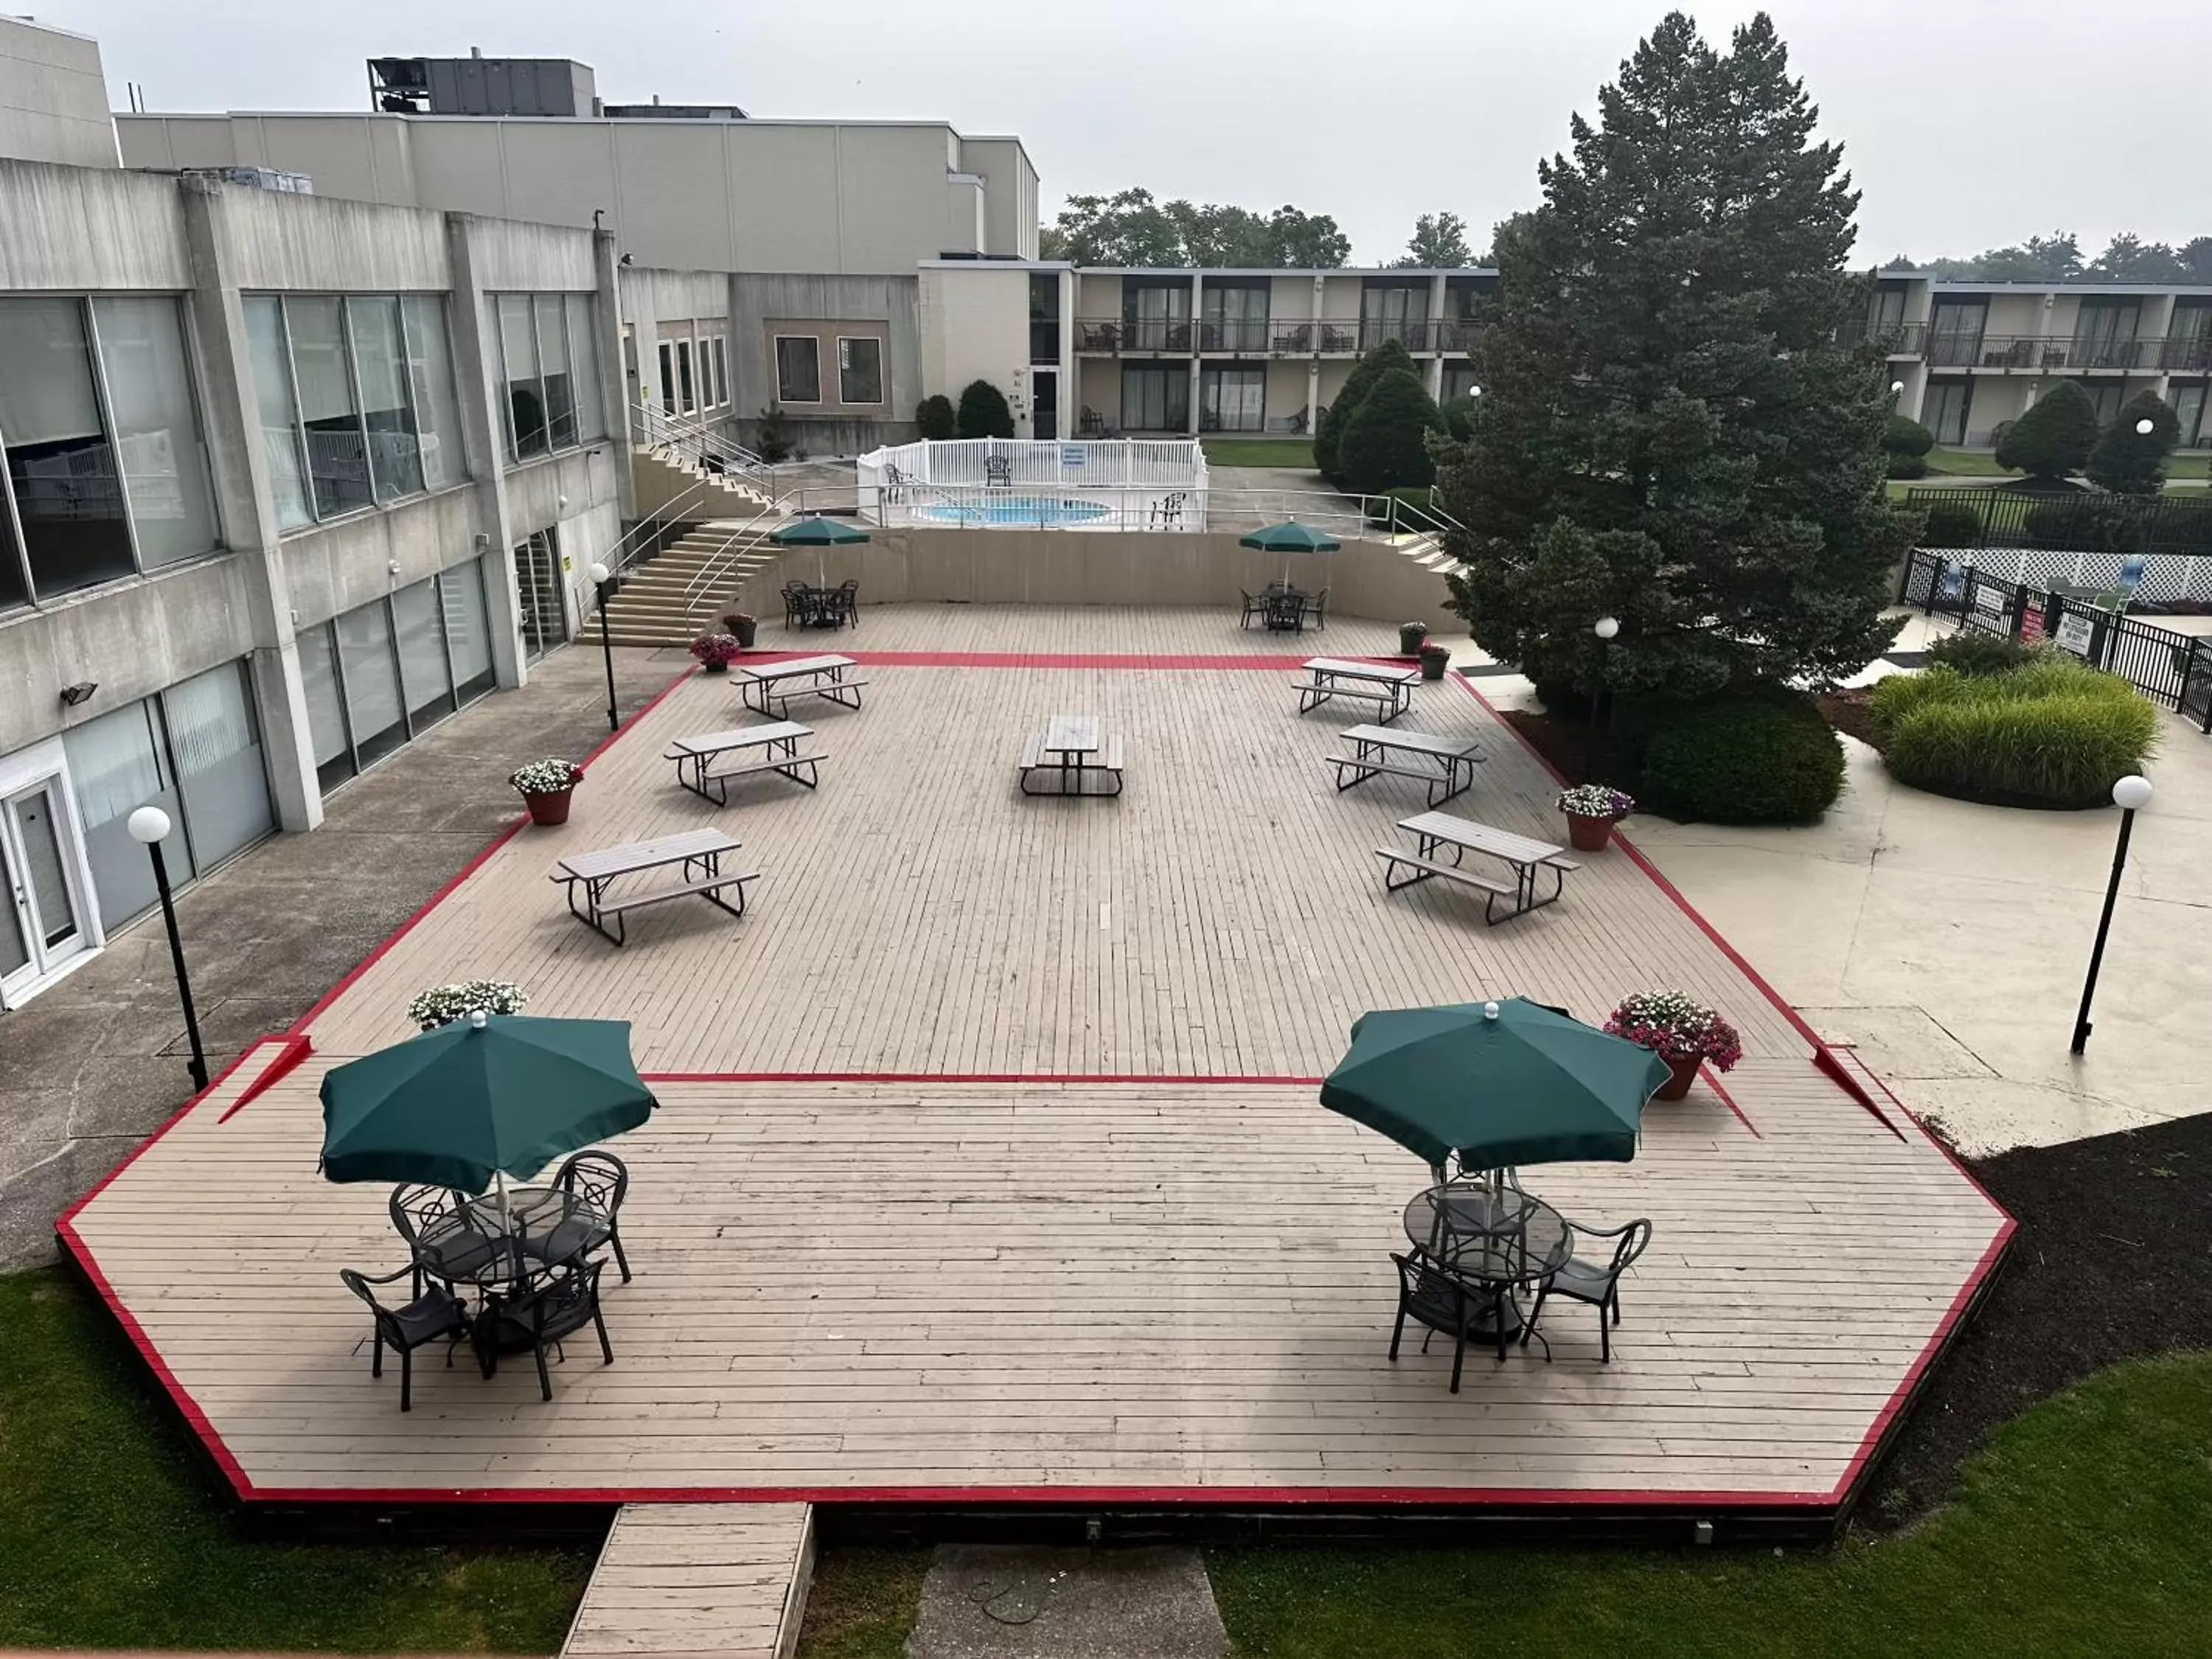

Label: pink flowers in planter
[1604,989,1743,1072]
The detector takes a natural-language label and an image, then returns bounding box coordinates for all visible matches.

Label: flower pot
[723,616,759,649]
[1399,622,1429,657]
[1418,646,1450,681]
[700,661,728,675]
[1565,812,1615,852]
[523,787,574,827]
[1654,1054,1702,1101]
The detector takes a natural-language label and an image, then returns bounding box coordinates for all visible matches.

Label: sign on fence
[2053,611,2096,657]
[1060,446,1085,470]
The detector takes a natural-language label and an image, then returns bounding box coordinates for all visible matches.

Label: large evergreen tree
[1337,369,1444,494]
[1315,338,1421,486]
[1436,13,1907,700]
[2087,390,2180,495]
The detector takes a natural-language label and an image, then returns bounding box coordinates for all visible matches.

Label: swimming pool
[917,496,1113,526]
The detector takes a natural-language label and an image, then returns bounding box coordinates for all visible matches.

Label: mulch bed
[1498,707,1633,789]
[1857,1111,2212,1529]
[1814,686,1879,748]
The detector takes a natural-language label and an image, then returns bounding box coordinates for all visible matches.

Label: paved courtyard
[62,608,2005,1517]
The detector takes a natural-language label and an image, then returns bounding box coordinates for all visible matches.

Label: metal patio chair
[477,1259,614,1402]
[338,1263,472,1412]
[549,1149,633,1281]
[1387,1249,1500,1393]
[1520,1217,1654,1363]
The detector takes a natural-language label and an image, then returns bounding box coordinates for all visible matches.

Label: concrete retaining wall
[724,527,1459,626]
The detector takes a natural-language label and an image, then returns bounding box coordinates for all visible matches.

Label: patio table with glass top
[1405,1182,1575,1356]
[409,1186,612,1295]
[736,653,867,717]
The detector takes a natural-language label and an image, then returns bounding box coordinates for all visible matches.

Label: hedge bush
[1996,381,2100,481]
[956,378,1015,439]
[1920,499,1983,547]
[1639,692,1846,825]
[1871,658,2159,808]
[1886,453,1929,479]
[1884,413,1936,459]
[915,394,956,439]
[1927,631,2042,676]
[2024,496,2147,554]
[1336,369,1443,496]
[1316,338,1421,485]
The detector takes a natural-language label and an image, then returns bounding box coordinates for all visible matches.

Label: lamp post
[127,806,206,1091]
[2070,773,2152,1054]
[587,560,617,734]
[1586,616,1619,783]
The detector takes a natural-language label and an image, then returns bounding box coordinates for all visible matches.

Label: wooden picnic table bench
[735,654,868,718]
[664,721,824,804]
[549,827,759,947]
[1376,810,1579,925]
[1296,657,1419,723]
[1326,724,1485,806]
[1019,713,1125,796]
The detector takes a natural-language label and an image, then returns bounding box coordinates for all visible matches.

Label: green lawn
[1924,447,2008,476]
[1201,437,1316,470]
[795,1352,2212,1659]
[0,1268,594,1651]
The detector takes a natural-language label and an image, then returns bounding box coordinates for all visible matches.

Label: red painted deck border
[55,654,2011,1520]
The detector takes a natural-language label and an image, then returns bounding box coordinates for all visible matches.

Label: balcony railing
[1074,318,1483,356]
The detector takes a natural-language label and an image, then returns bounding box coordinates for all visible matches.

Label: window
[0,297,133,597]
[709,336,728,411]
[1441,363,1481,402]
[244,296,312,529]
[675,338,695,414]
[348,296,423,501]
[402,295,466,490]
[1928,300,1986,369]
[336,602,407,768]
[1869,286,1909,335]
[1199,366,1264,432]
[61,699,176,930]
[1203,284,1269,352]
[657,341,676,408]
[498,294,547,459]
[288,296,374,516]
[164,661,272,874]
[392,577,456,730]
[91,297,219,569]
[296,623,355,794]
[443,559,496,702]
[529,294,571,450]
[2086,381,2124,426]
[776,335,821,403]
[838,337,884,405]
[2173,383,2207,449]
[1121,366,1189,431]
[569,296,607,440]
[1122,282,1191,352]
[1926,378,1971,447]
[1360,284,1429,349]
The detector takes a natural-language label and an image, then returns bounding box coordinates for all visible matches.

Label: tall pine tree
[1436,13,1906,700]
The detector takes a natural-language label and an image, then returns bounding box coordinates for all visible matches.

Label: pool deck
[59,608,2009,1526]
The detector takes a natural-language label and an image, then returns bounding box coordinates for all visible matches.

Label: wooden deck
[60,611,2010,1519]
[561,1503,812,1659]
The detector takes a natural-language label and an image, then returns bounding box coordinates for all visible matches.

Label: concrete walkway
[1476,612,2212,1156]
[0,642,681,1269]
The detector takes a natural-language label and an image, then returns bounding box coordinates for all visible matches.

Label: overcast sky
[55,0,2211,265]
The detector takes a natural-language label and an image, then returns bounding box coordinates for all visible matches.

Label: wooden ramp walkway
[562,1503,814,1659]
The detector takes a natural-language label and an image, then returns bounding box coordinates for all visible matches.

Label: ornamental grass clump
[405,980,527,1032]
[1604,990,1743,1072]
[1871,658,2158,808]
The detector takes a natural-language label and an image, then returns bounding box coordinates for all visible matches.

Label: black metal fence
[1904,487,2212,559]
[1899,548,2212,729]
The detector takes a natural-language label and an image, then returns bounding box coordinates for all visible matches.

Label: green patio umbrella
[319,1012,656,1205]
[1239,517,1341,588]
[1320,997,1668,1177]
[770,512,871,585]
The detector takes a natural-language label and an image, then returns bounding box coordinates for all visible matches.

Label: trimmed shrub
[915,394,956,439]
[1886,453,1929,479]
[2025,496,2148,553]
[1920,498,1983,548]
[1995,382,2101,481]
[1986,419,2016,456]
[1871,658,2159,807]
[1927,630,2041,675]
[1335,369,1443,495]
[1315,338,1421,485]
[751,406,793,463]
[1884,413,1936,459]
[1639,691,1846,825]
[1439,393,1480,442]
[2087,390,2180,496]
[956,378,1015,439]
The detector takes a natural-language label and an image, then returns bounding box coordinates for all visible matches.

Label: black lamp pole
[129,807,207,1091]
[1586,616,1619,784]
[588,560,618,734]
[2070,776,2152,1054]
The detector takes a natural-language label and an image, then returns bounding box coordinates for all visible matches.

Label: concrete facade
[115,111,1040,276]
[1864,272,2212,449]
[0,17,119,171]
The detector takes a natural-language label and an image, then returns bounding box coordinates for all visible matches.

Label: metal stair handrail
[635,400,781,501]
[596,467,759,581]
[677,500,793,630]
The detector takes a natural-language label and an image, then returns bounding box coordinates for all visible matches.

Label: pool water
[918,496,1113,525]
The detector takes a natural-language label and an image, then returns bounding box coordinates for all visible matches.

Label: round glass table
[411,1186,610,1292]
[1402,1183,1575,1345]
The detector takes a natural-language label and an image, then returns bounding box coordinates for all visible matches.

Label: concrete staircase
[633,442,779,519]
[601,519,782,647]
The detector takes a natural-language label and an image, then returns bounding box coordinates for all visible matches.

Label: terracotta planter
[523,787,575,827]
[1653,1054,1702,1101]
[1565,812,1615,852]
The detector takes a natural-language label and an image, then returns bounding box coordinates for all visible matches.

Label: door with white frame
[0,743,102,1009]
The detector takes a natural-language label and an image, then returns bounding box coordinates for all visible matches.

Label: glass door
[1,779,89,1001]
[515,530,567,662]
[1927,301,1986,368]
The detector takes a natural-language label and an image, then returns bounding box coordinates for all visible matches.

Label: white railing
[678,498,799,630]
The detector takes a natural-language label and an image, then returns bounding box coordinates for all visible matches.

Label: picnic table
[1327,725,1485,806]
[736,653,867,718]
[1376,810,1579,926]
[1019,712,1125,797]
[549,827,759,947]
[1296,657,1419,723]
[664,721,824,804]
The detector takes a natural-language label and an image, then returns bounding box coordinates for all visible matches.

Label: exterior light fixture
[2071,774,2153,1054]
[128,806,208,1091]
[59,681,97,706]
